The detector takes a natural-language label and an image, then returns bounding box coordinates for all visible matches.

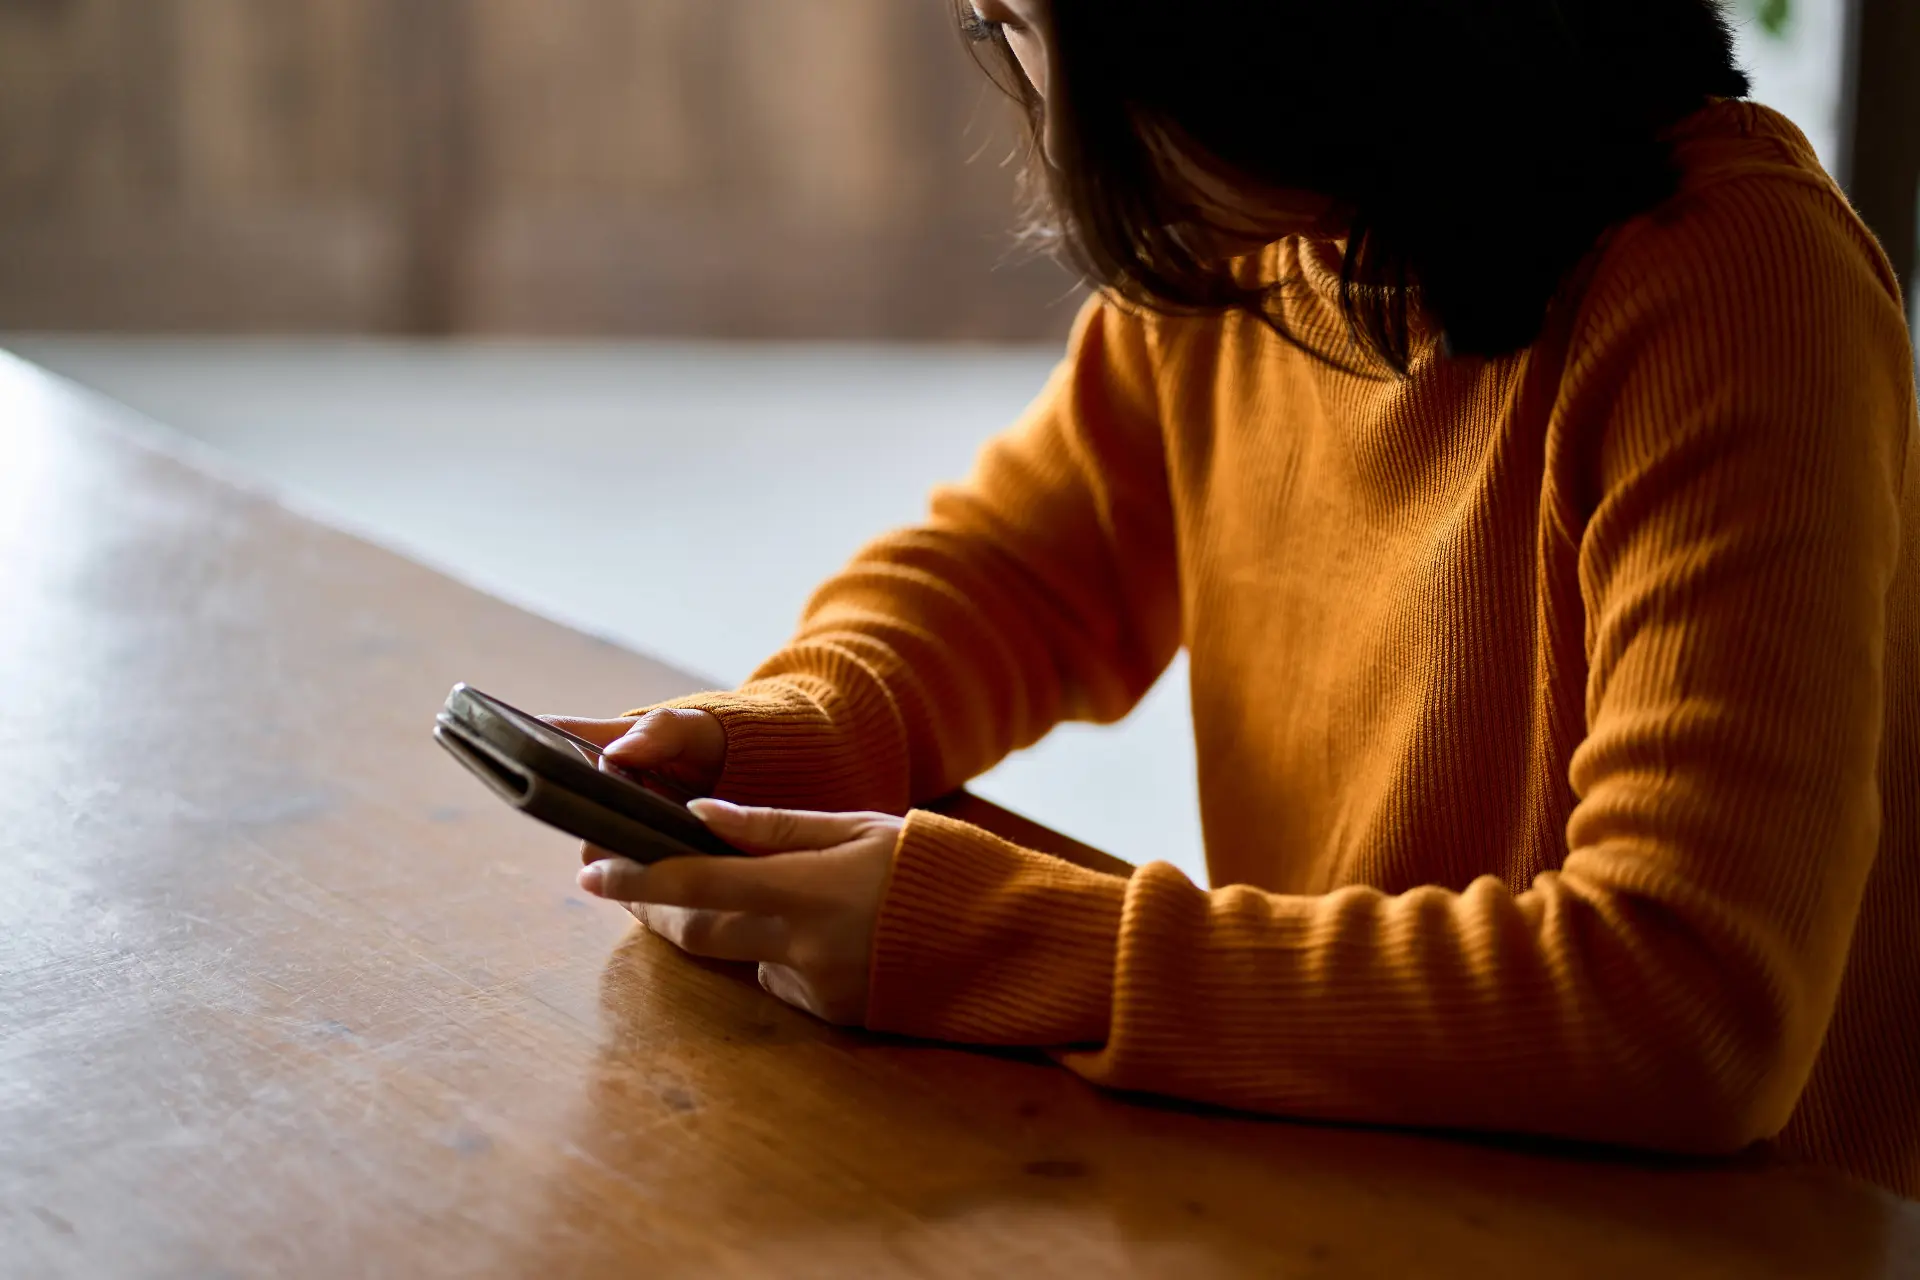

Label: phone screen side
[468,690,659,786]
[454,686,722,849]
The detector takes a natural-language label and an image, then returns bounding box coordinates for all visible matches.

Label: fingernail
[687,797,739,824]
[578,861,610,894]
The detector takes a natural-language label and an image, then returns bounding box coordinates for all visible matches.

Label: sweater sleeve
[636,295,1181,814]
[864,179,1915,1155]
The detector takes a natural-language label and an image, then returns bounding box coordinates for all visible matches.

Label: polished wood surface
[3,350,1917,1278]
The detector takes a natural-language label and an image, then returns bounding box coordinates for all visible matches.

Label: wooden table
[3,350,1916,1279]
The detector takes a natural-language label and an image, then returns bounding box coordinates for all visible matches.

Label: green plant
[1753,0,1792,37]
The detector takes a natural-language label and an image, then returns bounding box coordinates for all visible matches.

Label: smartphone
[433,683,741,863]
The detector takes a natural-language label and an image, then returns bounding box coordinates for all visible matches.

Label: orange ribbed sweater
[659,104,1920,1198]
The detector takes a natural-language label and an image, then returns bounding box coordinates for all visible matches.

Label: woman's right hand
[540,706,727,798]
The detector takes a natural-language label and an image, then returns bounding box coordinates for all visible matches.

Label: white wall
[1730,0,1851,174]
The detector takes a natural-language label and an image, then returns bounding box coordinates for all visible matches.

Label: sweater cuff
[624,678,909,813]
[864,811,1128,1046]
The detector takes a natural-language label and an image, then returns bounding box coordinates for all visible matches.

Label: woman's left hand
[577,800,901,1026]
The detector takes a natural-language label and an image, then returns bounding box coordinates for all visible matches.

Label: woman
[552,0,1919,1198]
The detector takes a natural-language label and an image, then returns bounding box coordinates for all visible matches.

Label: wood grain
[2,349,1916,1278]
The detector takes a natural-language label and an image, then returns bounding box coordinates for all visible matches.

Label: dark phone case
[433,683,741,863]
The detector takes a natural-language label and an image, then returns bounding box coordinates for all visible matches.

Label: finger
[580,854,796,914]
[758,962,821,1017]
[581,845,860,915]
[645,906,790,963]
[688,799,873,855]
[603,708,723,772]
[579,856,658,903]
[539,715,638,748]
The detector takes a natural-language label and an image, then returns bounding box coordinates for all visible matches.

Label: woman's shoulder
[1575,101,1904,332]
[1555,101,1916,486]
[1665,99,1834,192]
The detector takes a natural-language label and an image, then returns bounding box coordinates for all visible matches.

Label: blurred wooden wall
[1845,0,1919,302]
[0,0,1077,341]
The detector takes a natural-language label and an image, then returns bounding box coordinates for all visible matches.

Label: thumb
[689,799,869,855]
[605,707,721,769]
[538,715,637,749]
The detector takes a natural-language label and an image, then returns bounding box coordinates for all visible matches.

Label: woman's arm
[645,296,1182,815]
[865,178,1916,1154]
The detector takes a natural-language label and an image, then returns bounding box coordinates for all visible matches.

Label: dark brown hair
[961,0,1751,372]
